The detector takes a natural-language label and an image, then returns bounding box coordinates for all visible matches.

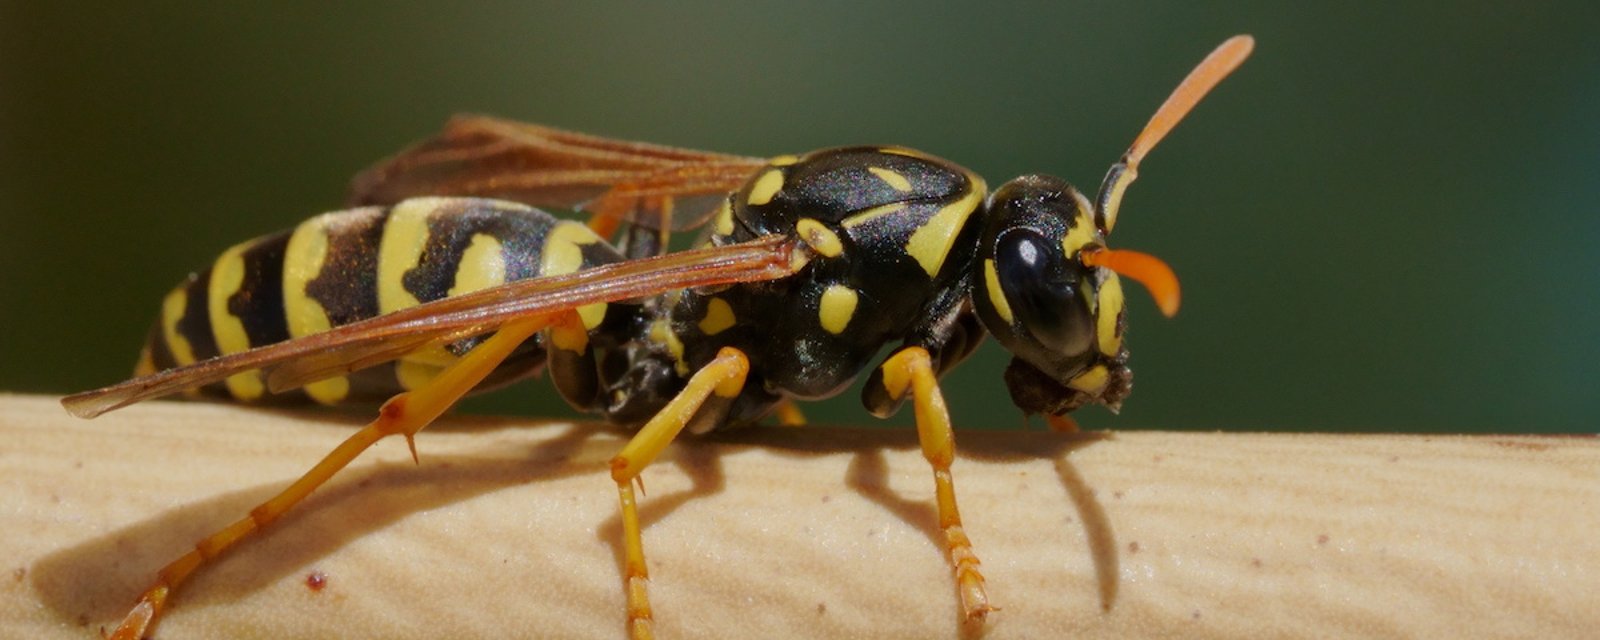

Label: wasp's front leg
[877,346,995,622]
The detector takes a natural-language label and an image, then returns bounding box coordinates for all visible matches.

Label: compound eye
[992,228,1095,358]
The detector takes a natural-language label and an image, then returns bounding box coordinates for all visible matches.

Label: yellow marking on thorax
[541,221,609,329]
[840,202,907,230]
[160,287,197,366]
[283,213,350,404]
[818,284,859,335]
[796,218,843,257]
[207,242,264,400]
[868,166,912,192]
[788,246,813,273]
[904,175,987,277]
[877,146,931,159]
[767,154,800,166]
[1060,192,1101,257]
[1095,274,1126,356]
[1067,364,1110,394]
[698,297,736,335]
[746,169,785,206]
[982,259,1014,325]
[712,198,735,236]
[649,318,689,375]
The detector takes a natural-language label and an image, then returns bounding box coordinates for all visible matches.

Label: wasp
[64,36,1253,639]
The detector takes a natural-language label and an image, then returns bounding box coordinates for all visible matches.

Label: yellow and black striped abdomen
[138,197,622,405]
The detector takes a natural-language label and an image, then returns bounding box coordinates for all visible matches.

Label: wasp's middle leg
[878,345,995,622]
[607,346,750,640]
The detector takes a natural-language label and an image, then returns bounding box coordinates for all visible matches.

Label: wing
[349,115,767,232]
[62,235,801,419]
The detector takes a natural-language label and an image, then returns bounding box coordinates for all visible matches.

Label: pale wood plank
[2,393,1595,639]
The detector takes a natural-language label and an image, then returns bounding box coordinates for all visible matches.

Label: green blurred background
[2,3,1595,433]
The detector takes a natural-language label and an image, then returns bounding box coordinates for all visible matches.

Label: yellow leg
[610,347,750,640]
[106,316,550,640]
[879,346,995,622]
[548,308,590,352]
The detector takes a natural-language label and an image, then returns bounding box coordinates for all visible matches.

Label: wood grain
[2,393,1595,639]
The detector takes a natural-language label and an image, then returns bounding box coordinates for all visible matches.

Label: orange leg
[1046,413,1082,433]
[587,195,675,257]
[106,316,550,640]
[609,347,750,640]
[585,196,630,239]
[772,398,807,427]
[879,346,995,622]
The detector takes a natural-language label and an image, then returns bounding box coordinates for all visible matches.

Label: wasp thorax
[974,175,1132,416]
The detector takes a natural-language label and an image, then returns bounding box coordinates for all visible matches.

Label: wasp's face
[973,175,1135,416]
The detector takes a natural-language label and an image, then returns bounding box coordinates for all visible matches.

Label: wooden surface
[2,393,1596,639]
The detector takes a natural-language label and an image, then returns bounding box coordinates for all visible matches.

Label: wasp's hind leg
[103,316,552,640]
[607,346,749,640]
[875,346,995,623]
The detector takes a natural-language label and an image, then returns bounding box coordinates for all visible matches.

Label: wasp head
[972,174,1179,417]
[965,35,1254,418]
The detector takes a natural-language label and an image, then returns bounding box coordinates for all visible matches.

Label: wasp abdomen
[138,197,623,405]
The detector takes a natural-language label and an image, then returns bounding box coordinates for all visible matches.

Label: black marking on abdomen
[400,201,551,305]
[304,209,385,326]
[228,234,292,349]
[174,275,219,362]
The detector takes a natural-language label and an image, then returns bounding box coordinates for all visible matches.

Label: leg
[609,347,749,640]
[878,346,995,622]
[584,194,633,240]
[772,398,807,427]
[1046,413,1082,433]
[106,316,550,640]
